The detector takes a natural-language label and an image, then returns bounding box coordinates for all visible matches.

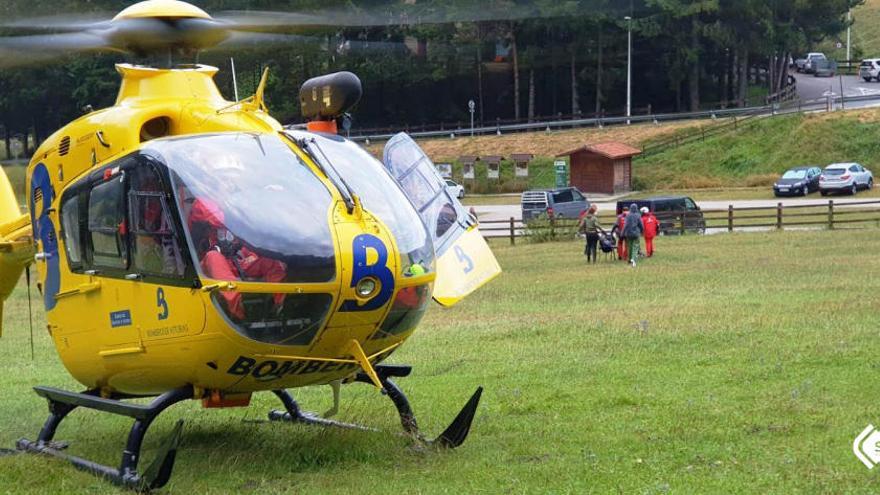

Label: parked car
[773,166,822,197]
[615,196,705,234]
[804,52,827,73]
[859,59,880,82]
[812,58,836,77]
[794,57,808,72]
[819,163,874,196]
[521,187,589,221]
[445,179,465,199]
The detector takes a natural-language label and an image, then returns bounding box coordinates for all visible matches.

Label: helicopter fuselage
[27,64,434,396]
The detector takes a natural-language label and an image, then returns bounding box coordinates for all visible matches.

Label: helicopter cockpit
[57,130,439,347]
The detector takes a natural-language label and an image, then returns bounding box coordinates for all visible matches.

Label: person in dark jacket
[622,203,644,267]
[577,204,606,263]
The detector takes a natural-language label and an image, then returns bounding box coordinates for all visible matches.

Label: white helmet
[640,206,649,214]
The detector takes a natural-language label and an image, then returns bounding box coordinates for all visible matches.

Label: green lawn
[1,229,879,493]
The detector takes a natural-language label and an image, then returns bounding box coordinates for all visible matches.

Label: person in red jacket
[613,210,628,260]
[189,197,287,320]
[641,206,659,257]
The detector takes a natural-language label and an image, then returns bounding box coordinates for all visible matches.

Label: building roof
[556,142,642,159]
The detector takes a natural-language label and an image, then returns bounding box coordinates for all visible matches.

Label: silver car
[819,163,874,196]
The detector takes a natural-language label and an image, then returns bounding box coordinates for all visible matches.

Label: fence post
[828,200,834,229]
[728,204,734,232]
[776,202,783,230]
[509,217,515,246]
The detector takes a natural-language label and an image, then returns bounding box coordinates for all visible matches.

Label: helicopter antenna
[230,58,239,101]
[25,265,34,361]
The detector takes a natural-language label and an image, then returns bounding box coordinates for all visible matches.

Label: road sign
[554,160,568,188]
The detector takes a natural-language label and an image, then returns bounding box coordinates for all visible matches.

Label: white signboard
[487,162,500,180]
[436,163,452,179]
[463,162,475,180]
[515,162,528,177]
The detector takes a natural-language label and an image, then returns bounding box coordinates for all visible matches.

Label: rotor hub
[113,0,212,21]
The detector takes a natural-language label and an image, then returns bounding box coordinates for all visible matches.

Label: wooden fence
[478,199,880,245]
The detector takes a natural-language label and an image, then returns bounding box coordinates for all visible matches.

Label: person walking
[622,203,644,267]
[641,206,659,257]
[614,209,628,261]
[577,204,605,263]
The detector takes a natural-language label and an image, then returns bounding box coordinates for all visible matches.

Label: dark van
[615,196,705,234]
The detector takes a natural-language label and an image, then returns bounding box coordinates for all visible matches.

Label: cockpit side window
[128,163,186,278]
[60,194,84,268]
[87,176,128,270]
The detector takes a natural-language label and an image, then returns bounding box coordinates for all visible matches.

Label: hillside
[636,107,880,189]
[854,0,880,57]
[364,119,711,161]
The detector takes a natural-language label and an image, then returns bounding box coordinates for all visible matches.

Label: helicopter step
[268,364,483,448]
[16,385,193,491]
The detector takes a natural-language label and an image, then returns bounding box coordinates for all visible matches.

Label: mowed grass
[1,229,879,493]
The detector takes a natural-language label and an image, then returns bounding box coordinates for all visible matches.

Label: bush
[523,214,580,244]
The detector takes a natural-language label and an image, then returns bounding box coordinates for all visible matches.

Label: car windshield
[782,170,807,179]
[824,169,846,176]
[143,133,336,283]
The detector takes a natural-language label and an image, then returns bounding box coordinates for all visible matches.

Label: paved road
[793,71,880,109]
[474,196,877,222]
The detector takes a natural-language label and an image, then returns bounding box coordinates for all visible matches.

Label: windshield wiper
[287,135,357,214]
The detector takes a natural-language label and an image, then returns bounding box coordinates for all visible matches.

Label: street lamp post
[625,15,632,124]
[468,99,475,136]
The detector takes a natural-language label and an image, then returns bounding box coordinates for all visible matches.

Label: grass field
[0,228,879,493]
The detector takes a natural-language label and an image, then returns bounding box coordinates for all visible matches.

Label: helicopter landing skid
[16,385,193,491]
[268,364,483,448]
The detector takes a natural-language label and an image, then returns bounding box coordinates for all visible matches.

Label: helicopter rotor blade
[0,31,112,68]
[212,2,547,31]
[0,13,113,33]
[209,31,319,51]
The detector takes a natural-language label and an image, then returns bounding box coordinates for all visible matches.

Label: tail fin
[0,167,33,337]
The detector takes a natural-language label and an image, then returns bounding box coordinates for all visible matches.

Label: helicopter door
[382,133,501,306]
[125,162,205,343]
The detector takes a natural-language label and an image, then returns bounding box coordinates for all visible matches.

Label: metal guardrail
[348,91,880,143]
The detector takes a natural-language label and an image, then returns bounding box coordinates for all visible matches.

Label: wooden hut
[556,142,641,195]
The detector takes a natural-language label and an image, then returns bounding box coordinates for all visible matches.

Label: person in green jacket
[577,204,606,263]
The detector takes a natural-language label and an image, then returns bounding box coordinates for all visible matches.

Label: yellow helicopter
[0,0,501,490]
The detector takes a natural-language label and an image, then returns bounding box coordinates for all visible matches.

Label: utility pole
[625,15,632,124]
[847,9,852,62]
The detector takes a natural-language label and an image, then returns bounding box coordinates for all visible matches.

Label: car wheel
[802,186,809,196]
[851,184,858,195]
[820,190,828,197]
[868,179,874,190]
[865,77,873,82]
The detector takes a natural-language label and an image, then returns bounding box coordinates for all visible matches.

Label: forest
[0,0,863,156]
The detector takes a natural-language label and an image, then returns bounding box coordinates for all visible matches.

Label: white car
[445,179,465,199]
[860,59,880,82]
[819,163,874,196]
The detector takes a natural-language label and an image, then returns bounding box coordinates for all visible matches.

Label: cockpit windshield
[143,133,336,284]
[284,130,434,274]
